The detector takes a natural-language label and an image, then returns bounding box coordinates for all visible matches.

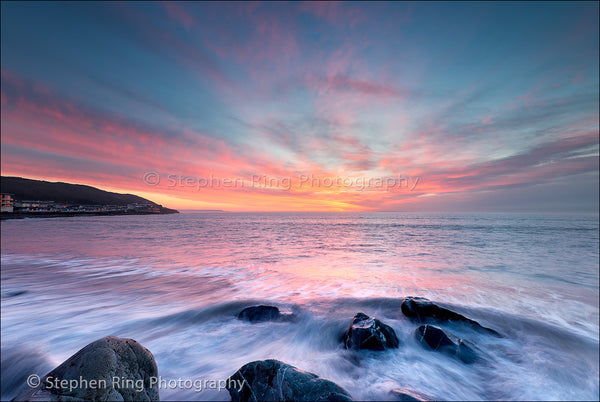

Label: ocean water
[1,212,598,401]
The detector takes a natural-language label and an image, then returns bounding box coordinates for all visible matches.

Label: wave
[2,296,598,401]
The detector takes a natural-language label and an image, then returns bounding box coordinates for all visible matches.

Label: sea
[1,212,598,401]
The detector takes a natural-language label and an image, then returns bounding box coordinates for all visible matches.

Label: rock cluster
[11,298,503,401]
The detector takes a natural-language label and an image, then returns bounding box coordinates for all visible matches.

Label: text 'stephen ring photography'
[0,2,598,402]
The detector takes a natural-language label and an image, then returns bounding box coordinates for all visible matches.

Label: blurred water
[1,212,598,400]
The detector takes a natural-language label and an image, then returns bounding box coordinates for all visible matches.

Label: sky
[1,1,598,212]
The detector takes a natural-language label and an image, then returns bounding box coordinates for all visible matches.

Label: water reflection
[1,212,598,400]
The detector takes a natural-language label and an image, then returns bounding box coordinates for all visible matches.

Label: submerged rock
[226,359,352,401]
[415,324,478,364]
[5,290,28,298]
[14,336,159,401]
[237,305,292,323]
[401,297,501,337]
[389,387,433,401]
[343,312,400,351]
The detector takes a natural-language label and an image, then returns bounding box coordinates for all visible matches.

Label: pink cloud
[161,1,195,31]
[297,1,366,27]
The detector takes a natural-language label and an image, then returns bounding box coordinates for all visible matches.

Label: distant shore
[1,209,178,220]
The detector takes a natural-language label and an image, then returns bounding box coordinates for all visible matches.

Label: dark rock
[226,359,352,401]
[14,336,159,401]
[343,312,399,351]
[415,324,478,364]
[238,305,287,323]
[401,297,501,337]
[389,387,433,401]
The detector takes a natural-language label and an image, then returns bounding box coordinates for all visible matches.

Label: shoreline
[1,209,178,220]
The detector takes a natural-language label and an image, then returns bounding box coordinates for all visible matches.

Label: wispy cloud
[1,2,598,211]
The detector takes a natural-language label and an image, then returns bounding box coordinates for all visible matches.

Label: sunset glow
[1,2,598,211]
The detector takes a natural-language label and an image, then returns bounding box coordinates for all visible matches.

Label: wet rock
[415,324,478,364]
[389,387,433,401]
[226,359,352,401]
[401,297,501,337]
[237,305,288,322]
[343,312,399,351]
[14,336,159,401]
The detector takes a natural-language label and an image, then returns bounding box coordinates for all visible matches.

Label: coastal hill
[0,176,178,213]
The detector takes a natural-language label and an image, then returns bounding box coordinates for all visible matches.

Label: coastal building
[4,197,157,215]
[127,203,161,213]
[148,204,161,213]
[1,193,14,213]
[15,200,56,212]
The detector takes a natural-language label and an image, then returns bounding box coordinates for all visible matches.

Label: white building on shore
[1,193,14,213]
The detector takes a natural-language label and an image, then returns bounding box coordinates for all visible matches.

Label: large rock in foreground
[415,324,478,364]
[237,305,292,323]
[401,297,501,337]
[226,359,352,401]
[343,312,400,351]
[15,336,159,401]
